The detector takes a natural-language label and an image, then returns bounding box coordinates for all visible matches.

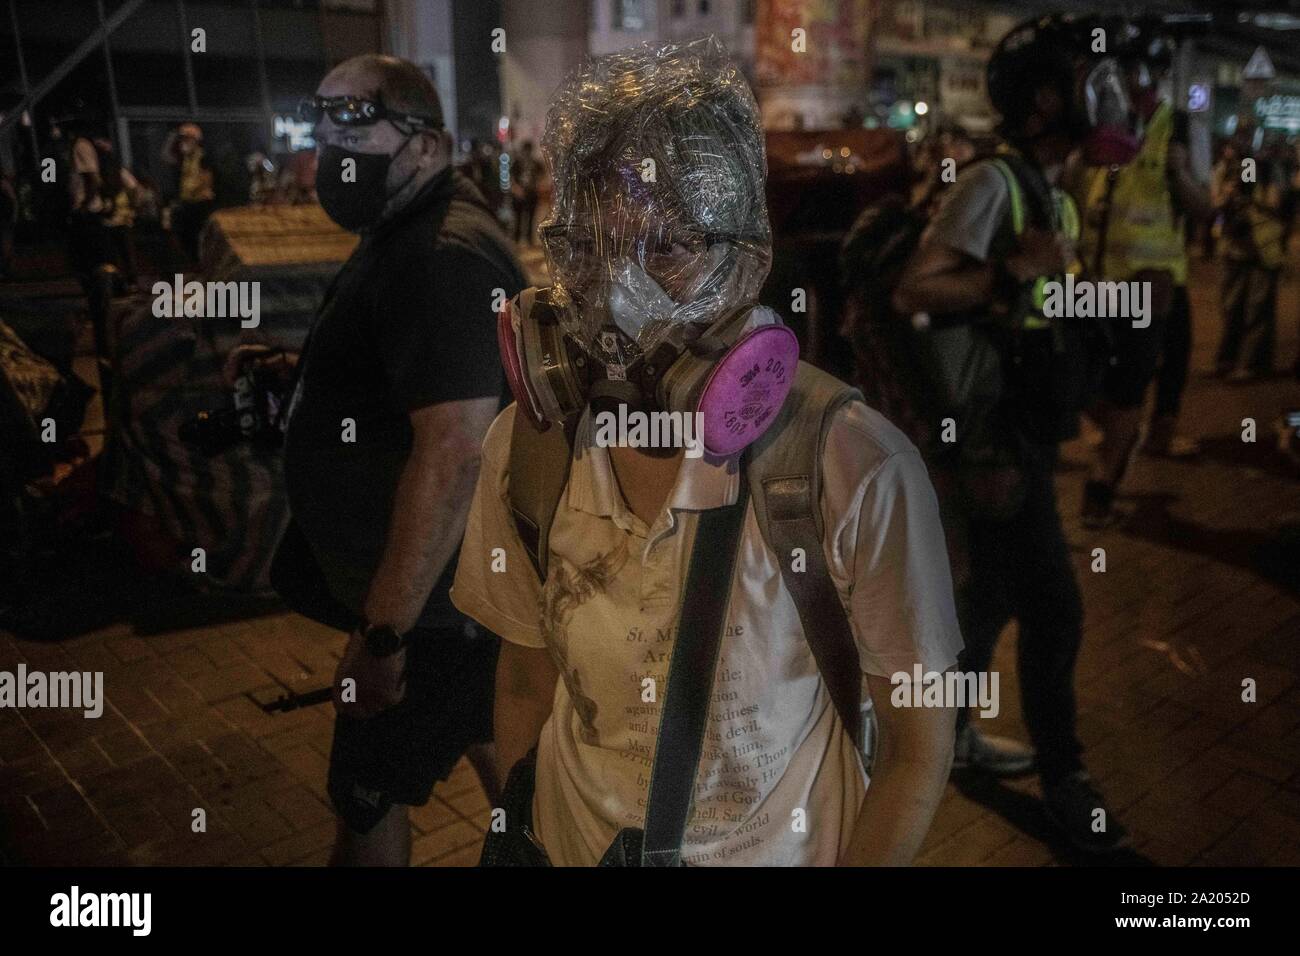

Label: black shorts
[270,520,499,832]
[328,622,498,830]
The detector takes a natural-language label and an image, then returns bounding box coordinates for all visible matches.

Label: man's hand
[333,629,407,719]
[1005,226,1073,283]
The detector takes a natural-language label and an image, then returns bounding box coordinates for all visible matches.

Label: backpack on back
[837,193,932,448]
[839,156,1040,463]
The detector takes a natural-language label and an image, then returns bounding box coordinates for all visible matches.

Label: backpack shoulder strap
[506,406,575,583]
[990,151,1060,233]
[745,361,867,746]
[986,157,1027,236]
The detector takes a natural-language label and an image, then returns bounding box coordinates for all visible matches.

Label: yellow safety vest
[179,150,215,204]
[1242,193,1287,269]
[1078,101,1188,285]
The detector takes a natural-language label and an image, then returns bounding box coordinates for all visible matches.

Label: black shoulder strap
[746,362,866,748]
[1092,166,1121,277]
[506,408,576,581]
[641,483,751,867]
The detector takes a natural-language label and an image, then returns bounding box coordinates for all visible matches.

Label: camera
[179,360,286,457]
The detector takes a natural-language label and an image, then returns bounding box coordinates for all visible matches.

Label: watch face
[365,625,402,657]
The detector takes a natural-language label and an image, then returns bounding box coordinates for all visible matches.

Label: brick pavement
[1,256,1297,866]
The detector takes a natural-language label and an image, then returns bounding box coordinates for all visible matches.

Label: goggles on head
[297,95,441,133]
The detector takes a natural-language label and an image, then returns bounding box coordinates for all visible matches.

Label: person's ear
[415,129,444,168]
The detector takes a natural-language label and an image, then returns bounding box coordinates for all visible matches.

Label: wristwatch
[359,618,406,658]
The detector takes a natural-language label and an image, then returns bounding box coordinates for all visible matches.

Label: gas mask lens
[1079,56,1141,166]
[543,225,718,289]
[541,221,738,364]
[1083,59,1131,129]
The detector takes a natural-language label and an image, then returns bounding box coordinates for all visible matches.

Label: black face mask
[315,138,418,232]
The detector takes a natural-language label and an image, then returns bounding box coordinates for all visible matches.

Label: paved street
[1,253,1297,867]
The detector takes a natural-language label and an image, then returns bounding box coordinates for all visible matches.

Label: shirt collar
[567,406,741,525]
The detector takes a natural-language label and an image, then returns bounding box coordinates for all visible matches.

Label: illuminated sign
[1243,46,1276,81]
[1254,94,1300,133]
[273,115,315,151]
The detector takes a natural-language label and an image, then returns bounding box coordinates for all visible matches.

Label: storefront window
[612,0,646,31]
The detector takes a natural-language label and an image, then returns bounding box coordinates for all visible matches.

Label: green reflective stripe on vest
[989,158,1025,235]
[1025,276,1052,329]
[1058,191,1080,242]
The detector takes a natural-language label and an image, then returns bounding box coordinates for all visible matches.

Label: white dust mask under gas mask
[607,257,679,342]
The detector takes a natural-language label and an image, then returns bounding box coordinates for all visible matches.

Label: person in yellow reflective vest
[894,15,1137,855]
[1214,132,1294,382]
[163,122,217,264]
[1069,33,1211,528]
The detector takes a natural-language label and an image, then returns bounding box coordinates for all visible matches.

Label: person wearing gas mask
[1070,26,1212,527]
[451,38,962,868]
[893,16,1134,853]
[262,54,526,866]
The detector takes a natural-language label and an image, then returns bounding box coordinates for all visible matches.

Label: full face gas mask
[1126,60,1161,122]
[499,37,799,458]
[1079,57,1140,166]
[988,15,1140,167]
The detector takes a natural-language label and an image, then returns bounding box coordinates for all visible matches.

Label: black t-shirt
[279,168,525,629]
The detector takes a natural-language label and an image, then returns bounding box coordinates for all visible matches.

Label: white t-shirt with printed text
[451,399,962,866]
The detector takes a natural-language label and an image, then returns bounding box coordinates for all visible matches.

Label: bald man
[265,54,526,865]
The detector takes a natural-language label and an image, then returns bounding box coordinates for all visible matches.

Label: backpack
[505,361,874,758]
[840,155,1048,463]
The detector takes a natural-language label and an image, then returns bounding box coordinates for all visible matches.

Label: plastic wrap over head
[540,36,772,369]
